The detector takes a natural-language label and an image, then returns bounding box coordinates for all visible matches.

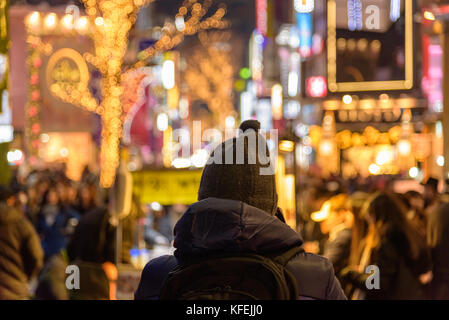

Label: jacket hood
[173,197,302,259]
[0,203,23,224]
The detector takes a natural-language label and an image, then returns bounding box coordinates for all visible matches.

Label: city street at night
[1,0,449,309]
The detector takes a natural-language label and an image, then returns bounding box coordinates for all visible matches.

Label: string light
[24,32,53,163]
[132,0,230,70]
[44,13,57,30]
[183,30,234,128]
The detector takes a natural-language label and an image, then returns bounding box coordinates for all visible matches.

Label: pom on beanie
[239,120,260,133]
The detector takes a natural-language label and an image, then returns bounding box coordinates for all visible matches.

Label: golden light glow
[327,0,413,92]
[342,94,352,104]
[44,13,57,30]
[279,140,295,153]
[275,155,296,229]
[319,139,334,156]
[283,174,296,229]
[75,16,89,32]
[26,12,91,36]
[61,14,74,29]
[311,201,331,222]
[369,163,381,175]
[271,84,283,120]
[162,126,173,168]
[409,166,419,178]
[397,139,411,156]
[94,17,104,26]
[26,11,40,29]
[38,132,95,181]
[423,11,435,21]
[375,148,393,166]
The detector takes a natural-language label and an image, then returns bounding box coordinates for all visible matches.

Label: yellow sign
[132,169,203,205]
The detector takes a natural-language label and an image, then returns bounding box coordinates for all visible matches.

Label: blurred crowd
[299,176,449,299]
[1,163,449,299]
[0,165,178,300]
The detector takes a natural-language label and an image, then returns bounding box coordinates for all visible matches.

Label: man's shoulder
[135,255,178,300]
[286,251,343,299]
[288,251,334,275]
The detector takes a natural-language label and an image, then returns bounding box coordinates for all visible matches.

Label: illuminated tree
[51,0,229,187]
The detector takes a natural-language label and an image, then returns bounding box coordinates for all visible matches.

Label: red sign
[306,76,327,97]
[256,0,267,36]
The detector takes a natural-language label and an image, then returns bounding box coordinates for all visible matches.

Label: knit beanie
[198,120,278,215]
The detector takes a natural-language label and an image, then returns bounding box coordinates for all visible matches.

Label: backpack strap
[179,246,304,267]
[272,245,304,266]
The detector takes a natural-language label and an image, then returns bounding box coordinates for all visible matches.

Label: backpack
[159,246,303,300]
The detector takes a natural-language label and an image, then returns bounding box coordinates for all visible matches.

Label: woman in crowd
[343,191,369,297]
[75,183,98,217]
[340,192,431,299]
[403,190,428,239]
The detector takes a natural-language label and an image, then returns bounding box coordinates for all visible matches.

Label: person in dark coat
[427,201,449,299]
[135,120,346,300]
[340,192,431,300]
[34,252,70,300]
[0,185,44,299]
[67,206,116,264]
[66,206,116,300]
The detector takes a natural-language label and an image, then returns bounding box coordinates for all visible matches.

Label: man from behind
[135,120,346,300]
[0,185,44,299]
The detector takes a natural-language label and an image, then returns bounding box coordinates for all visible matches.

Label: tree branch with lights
[49,0,229,187]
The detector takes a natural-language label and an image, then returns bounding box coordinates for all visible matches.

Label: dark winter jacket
[66,206,116,300]
[135,197,347,300]
[0,203,44,299]
[67,206,115,264]
[34,253,70,300]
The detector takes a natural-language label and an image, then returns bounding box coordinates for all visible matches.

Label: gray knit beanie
[198,120,278,215]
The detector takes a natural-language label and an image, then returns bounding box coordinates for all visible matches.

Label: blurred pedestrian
[0,185,44,299]
[301,185,334,254]
[403,190,427,239]
[311,194,353,280]
[143,203,171,247]
[340,192,431,300]
[75,183,98,217]
[422,177,440,213]
[347,191,369,269]
[34,252,70,300]
[66,202,116,299]
[427,201,449,299]
[36,187,79,260]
